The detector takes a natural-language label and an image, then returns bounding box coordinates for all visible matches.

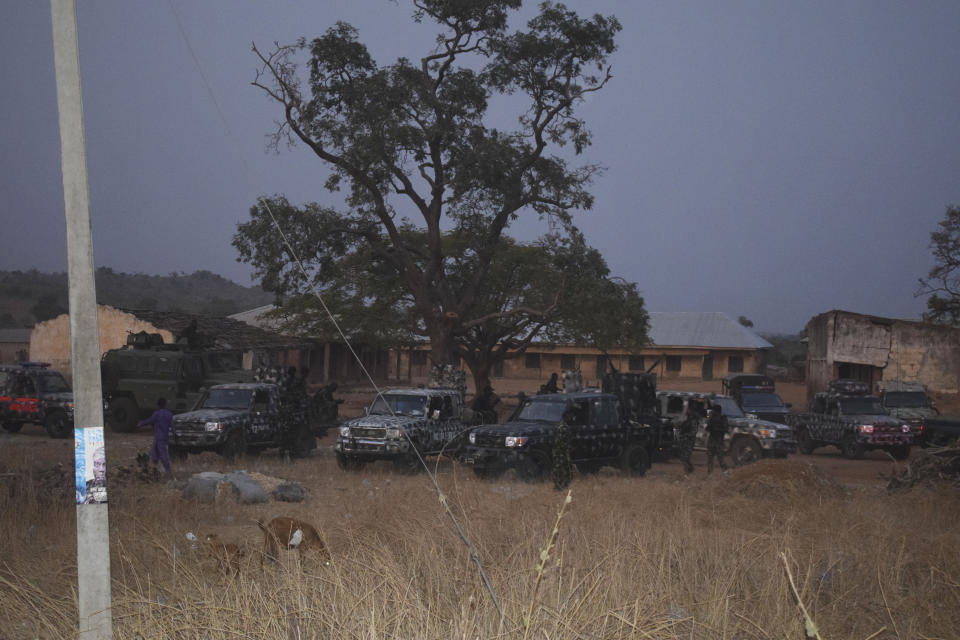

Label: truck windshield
[201,388,253,410]
[370,394,427,417]
[838,397,885,415]
[713,397,745,419]
[741,392,785,409]
[37,373,71,394]
[883,391,928,408]
[516,400,567,423]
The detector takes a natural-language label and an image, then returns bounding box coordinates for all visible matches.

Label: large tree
[234,198,648,392]
[243,1,642,387]
[918,205,960,325]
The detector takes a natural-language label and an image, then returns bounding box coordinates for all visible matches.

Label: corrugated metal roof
[648,312,772,349]
[0,328,32,343]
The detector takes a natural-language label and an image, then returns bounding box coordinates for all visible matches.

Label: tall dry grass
[1,443,959,639]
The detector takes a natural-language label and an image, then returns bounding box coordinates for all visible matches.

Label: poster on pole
[75,427,107,504]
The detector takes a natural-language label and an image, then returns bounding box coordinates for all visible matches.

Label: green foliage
[245,1,641,389]
[918,205,960,325]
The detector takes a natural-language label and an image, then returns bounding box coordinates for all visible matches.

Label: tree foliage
[242,1,644,389]
[918,205,960,325]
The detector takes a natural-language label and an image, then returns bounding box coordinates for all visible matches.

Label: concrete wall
[805,310,960,410]
[30,306,174,381]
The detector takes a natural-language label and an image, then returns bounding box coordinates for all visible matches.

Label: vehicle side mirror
[362,407,369,416]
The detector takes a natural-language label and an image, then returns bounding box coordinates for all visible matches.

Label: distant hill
[0,268,273,328]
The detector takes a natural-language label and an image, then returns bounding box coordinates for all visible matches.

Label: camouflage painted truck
[655,390,796,466]
[169,382,315,461]
[785,379,913,460]
[334,386,468,472]
[461,371,667,480]
[0,362,75,438]
[100,331,253,432]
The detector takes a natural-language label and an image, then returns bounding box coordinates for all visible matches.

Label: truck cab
[721,373,791,425]
[876,380,937,435]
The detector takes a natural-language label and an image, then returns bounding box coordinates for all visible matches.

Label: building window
[666,356,682,372]
[628,355,645,371]
[561,354,577,370]
[410,350,428,366]
[728,356,744,373]
[525,353,541,369]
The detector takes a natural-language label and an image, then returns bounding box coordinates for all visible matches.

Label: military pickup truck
[785,379,912,460]
[334,387,467,472]
[100,332,253,433]
[169,382,314,460]
[656,390,796,466]
[721,373,791,425]
[876,380,937,435]
[0,362,75,438]
[461,371,665,480]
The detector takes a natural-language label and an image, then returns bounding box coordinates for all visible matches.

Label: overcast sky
[3,1,959,334]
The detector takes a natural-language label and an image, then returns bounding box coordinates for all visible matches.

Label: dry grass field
[1,431,959,639]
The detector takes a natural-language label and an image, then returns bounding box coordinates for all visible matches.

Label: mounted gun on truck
[785,378,912,460]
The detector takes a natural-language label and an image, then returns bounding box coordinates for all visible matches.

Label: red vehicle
[0,362,74,438]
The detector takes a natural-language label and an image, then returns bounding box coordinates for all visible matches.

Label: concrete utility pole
[50,1,113,638]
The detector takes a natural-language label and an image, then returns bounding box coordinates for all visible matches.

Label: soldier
[471,384,500,424]
[539,372,559,395]
[552,405,576,490]
[706,403,729,473]
[678,400,703,473]
[278,367,309,457]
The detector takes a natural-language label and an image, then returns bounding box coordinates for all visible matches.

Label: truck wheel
[220,430,247,461]
[796,428,815,455]
[392,448,423,474]
[575,461,602,475]
[516,448,550,482]
[840,434,864,460]
[2,421,23,433]
[291,427,316,459]
[729,437,761,467]
[336,452,365,470]
[889,445,911,461]
[108,397,139,433]
[44,411,72,439]
[620,443,650,477]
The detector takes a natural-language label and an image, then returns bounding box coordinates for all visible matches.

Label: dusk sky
[2,1,959,334]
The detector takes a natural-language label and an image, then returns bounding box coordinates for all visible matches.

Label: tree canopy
[239,1,646,391]
[918,205,960,325]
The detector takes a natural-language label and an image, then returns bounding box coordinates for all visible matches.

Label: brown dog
[204,532,245,575]
[256,516,329,564]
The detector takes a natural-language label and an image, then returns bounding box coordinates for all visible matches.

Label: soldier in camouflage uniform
[678,400,704,473]
[278,367,311,457]
[706,403,729,473]
[552,405,577,490]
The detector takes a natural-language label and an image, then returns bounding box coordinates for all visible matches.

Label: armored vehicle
[169,382,314,460]
[100,332,253,433]
[0,362,74,438]
[721,373,791,425]
[876,380,937,434]
[461,372,665,480]
[656,390,796,466]
[785,379,912,459]
[334,387,467,472]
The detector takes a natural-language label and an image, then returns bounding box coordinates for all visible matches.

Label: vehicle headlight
[204,421,222,432]
[468,433,476,445]
[339,426,351,437]
[758,429,775,438]
[505,436,528,448]
[385,428,401,439]
[901,424,911,433]
[859,424,874,434]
